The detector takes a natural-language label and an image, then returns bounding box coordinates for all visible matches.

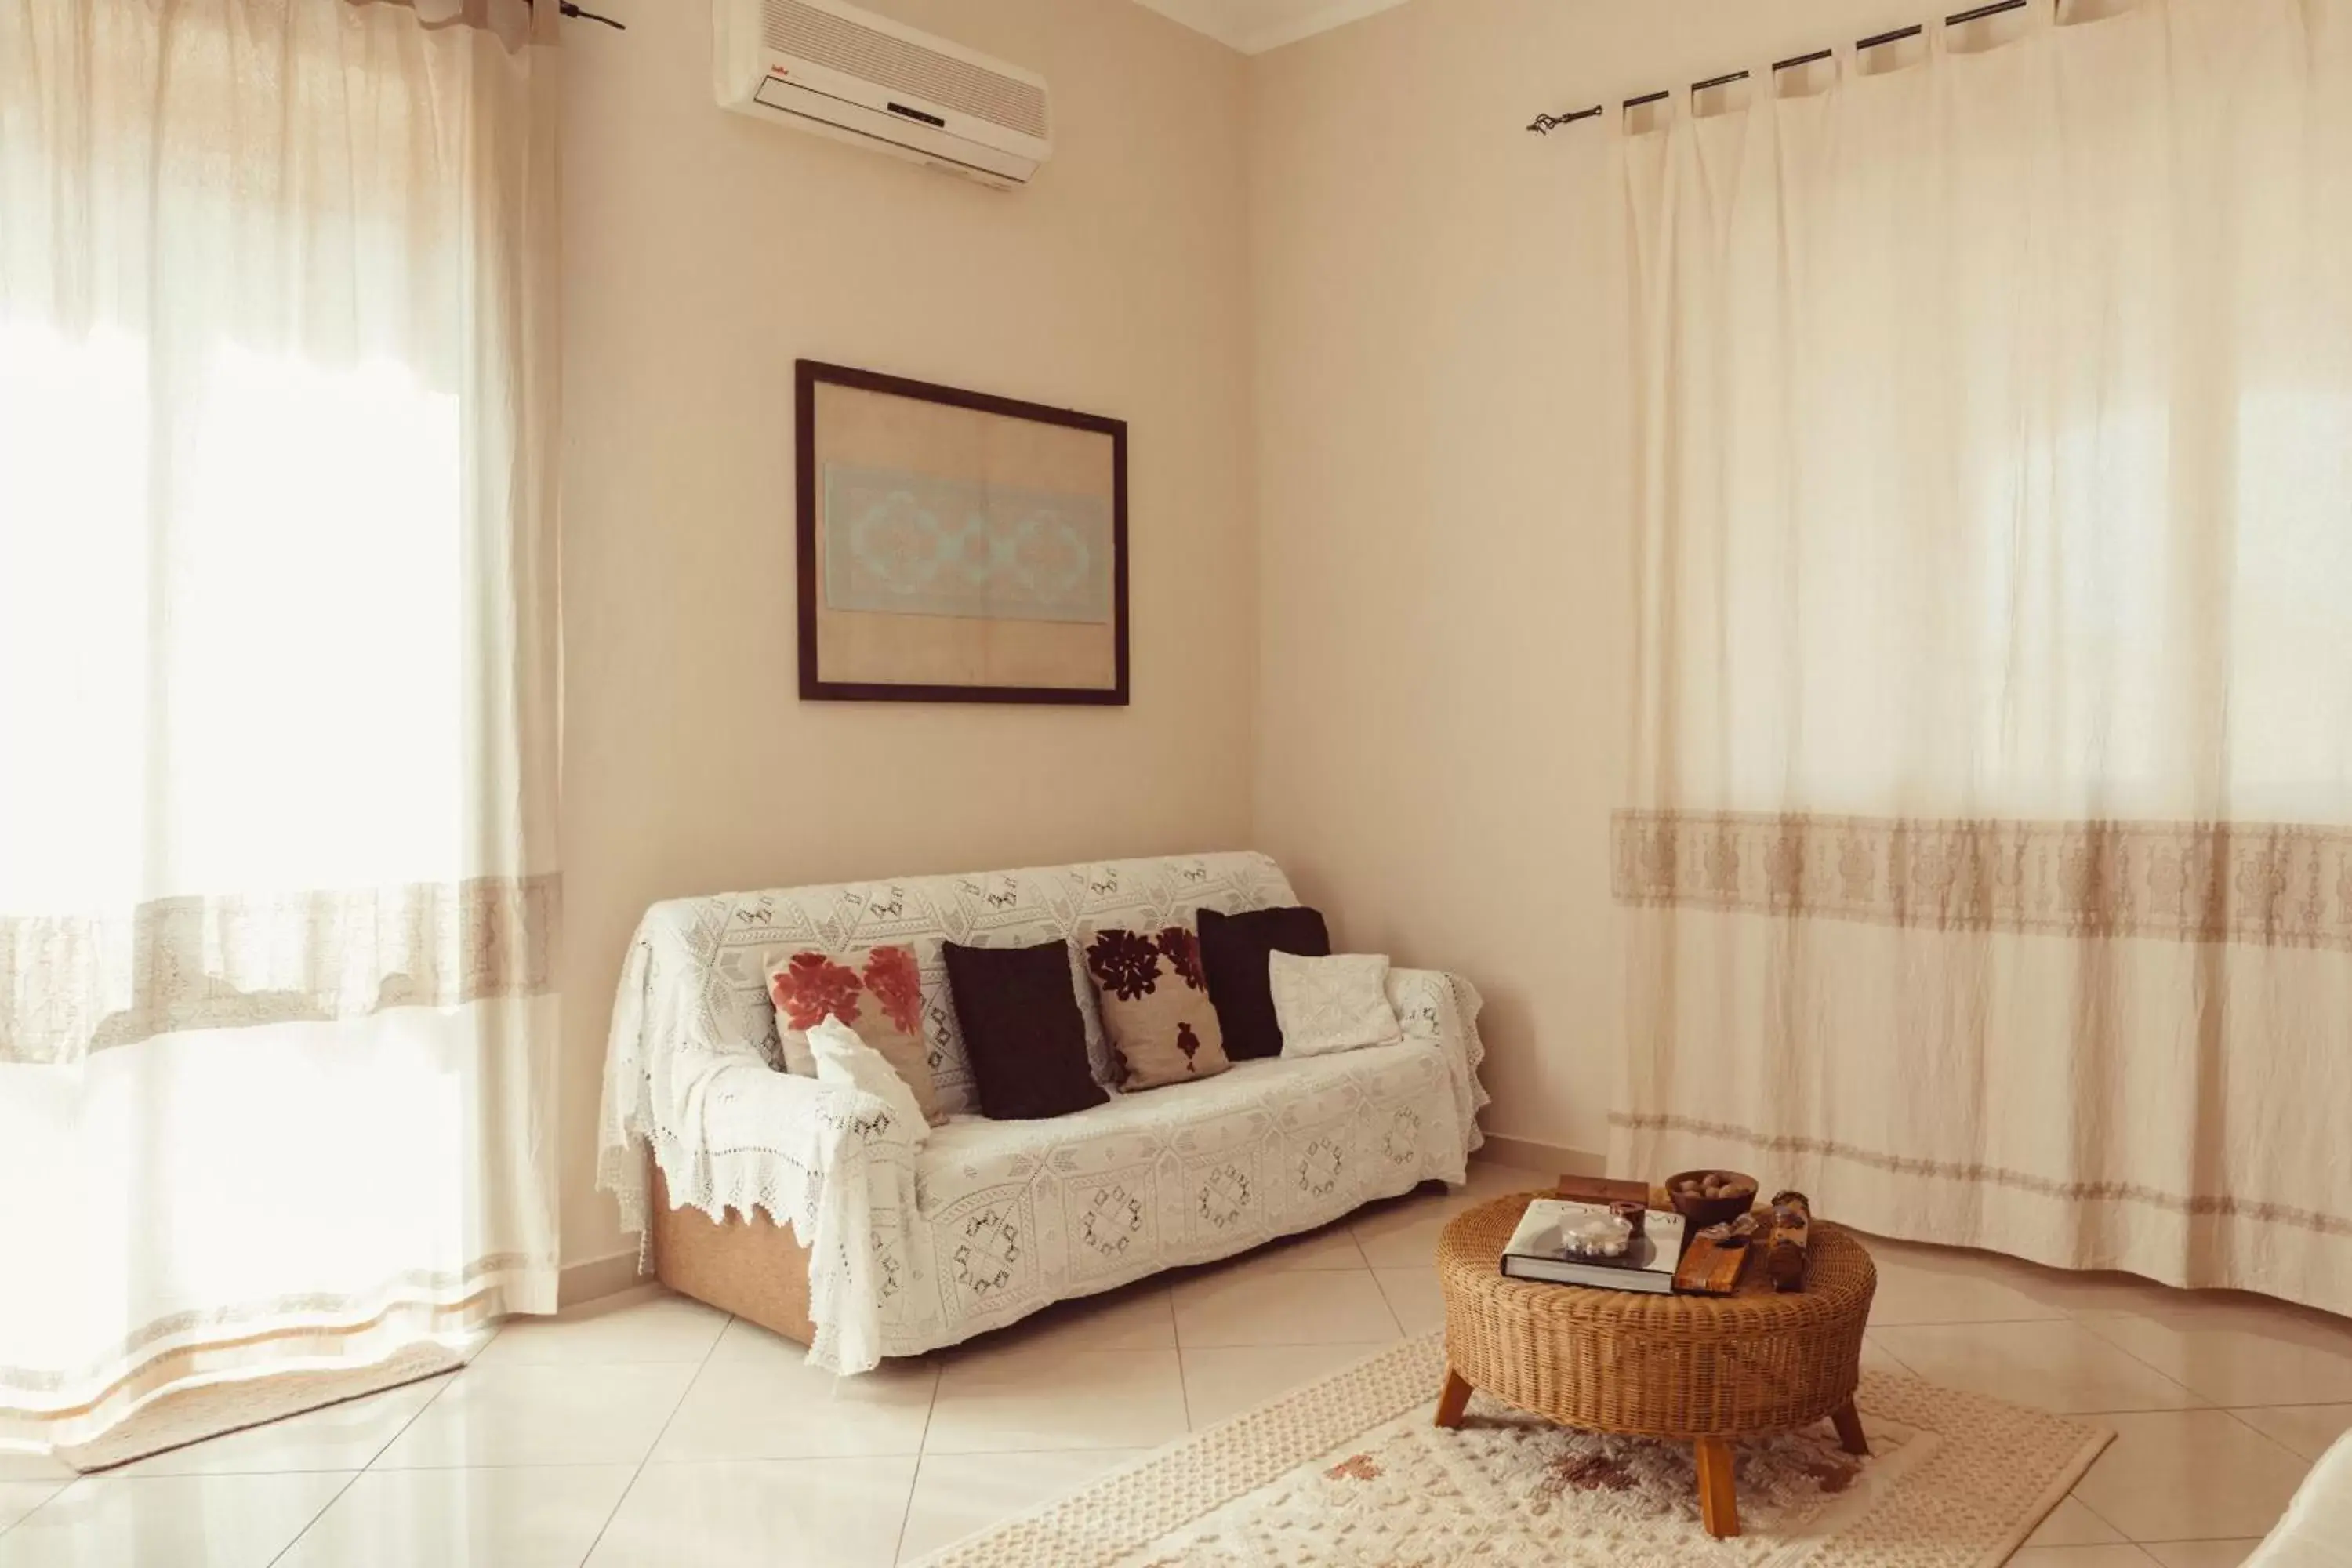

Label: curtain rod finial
[1528,106,1602,134]
[557,1,626,28]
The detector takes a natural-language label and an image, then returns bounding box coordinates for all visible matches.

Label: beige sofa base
[651,1167,817,1347]
[649,1168,1457,1357]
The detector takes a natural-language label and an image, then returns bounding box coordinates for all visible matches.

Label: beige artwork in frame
[796,359,1129,704]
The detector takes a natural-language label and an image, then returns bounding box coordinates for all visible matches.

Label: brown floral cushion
[765,943,946,1125]
[1081,925,1230,1091]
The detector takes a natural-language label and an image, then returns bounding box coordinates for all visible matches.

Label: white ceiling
[1130,0,1410,55]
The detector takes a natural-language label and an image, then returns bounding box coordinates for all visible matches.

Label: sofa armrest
[1386,967,1491,1154]
[596,915,919,1372]
[679,1062,919,1374]
[2246,1429,2352,1568]
[678,1058,920,1229]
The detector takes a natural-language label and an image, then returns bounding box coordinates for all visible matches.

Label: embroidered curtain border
[1612,811,2352,954]
[1612,1112,2352,1241]
[0,873,560,1065]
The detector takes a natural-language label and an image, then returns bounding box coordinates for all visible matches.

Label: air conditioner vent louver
[760,0,1047,141]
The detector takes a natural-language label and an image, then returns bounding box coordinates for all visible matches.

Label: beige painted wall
[554,0,1968,1268]
[1246,0,1931,1162]
[557,0,1258,1268]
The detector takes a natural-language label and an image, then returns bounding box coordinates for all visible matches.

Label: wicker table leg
[1695,1437,1739,1539]
[1433,1368,1474,1429]
[1831,1400,1870,1457]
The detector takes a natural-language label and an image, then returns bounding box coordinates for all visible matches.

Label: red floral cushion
[764,943,943,1123]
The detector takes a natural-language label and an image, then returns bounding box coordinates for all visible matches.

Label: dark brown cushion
[1196,906,1330,1061]
[942,938,1108,1121]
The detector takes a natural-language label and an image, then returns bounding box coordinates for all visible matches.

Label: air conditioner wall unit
[714,0,1052,189]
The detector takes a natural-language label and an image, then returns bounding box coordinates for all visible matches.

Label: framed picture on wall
[795,359,1129,705]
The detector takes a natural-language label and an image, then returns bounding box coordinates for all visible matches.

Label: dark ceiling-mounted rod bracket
[554,1,626,28]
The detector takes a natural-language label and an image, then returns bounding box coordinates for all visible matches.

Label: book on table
[1501,1199,1688,1293]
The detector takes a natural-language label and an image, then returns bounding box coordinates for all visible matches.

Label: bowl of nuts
[1664,1169,1760,1232]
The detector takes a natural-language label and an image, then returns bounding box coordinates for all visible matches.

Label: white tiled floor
[2,1156,2341,1567]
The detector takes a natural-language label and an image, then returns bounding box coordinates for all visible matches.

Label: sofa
[597,851,1490,1373]
[2246,1428,2352,1567]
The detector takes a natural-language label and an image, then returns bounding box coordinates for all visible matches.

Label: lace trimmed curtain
[1609,0,2352,1314]
[0,0,561,1457]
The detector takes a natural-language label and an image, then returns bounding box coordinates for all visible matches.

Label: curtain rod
[1526,0,2034,133]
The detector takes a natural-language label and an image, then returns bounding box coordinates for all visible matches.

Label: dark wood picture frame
[795,359,1130,706]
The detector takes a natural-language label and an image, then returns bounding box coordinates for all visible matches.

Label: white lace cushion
[806,1017,930,1148]
[1269,952,1403,1058]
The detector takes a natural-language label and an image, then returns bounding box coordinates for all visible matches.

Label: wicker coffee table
[1432,1192,1877,1539]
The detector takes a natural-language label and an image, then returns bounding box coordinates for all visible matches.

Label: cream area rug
[912,1334,2112,1567]
[56,1341,463,1472]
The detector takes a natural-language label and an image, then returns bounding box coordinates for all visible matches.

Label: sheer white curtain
[1610,0,2352,1311]
[0,0,561,1458]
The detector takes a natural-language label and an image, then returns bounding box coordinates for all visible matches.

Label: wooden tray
[1673,1230,1755,1296]
[1554,1174,1653,1208]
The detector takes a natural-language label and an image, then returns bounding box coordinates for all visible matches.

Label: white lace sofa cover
[2245,1428,2352,1568]
[597,851,1489,1373]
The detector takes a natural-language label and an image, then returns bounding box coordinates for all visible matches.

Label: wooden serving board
[1673,1232,1754,1296]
